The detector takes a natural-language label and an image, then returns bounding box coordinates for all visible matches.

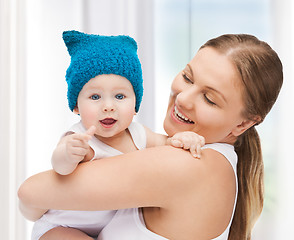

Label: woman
[18,34,283,240]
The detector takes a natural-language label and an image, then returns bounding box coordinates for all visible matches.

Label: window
[154,0,288,239]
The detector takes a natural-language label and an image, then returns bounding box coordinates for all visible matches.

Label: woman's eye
[115,94,125,100]
[204,94,216,106]
[90,94,100,100]
[182,72,193,84]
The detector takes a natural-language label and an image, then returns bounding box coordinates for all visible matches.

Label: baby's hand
[64,126,96,164]
[167,131,205,158]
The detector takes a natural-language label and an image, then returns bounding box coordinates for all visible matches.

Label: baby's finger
[170,139,183,148]
[68,136,89,148]
[196,144,202,158]
[70,146,89,157]
[183,138,192,149]
[189,144,197,158]
[85,126,96,138]
[199,136,205,146]
[189,144,200,158]
[71,132,93,143]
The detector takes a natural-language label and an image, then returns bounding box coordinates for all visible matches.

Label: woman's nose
[176,87,195,110]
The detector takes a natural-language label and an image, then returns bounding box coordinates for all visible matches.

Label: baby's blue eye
[90,94,100,100]
[115,94,125,100]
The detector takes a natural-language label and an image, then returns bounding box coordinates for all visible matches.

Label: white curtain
[271,0,294,238]
[0,0,27,239]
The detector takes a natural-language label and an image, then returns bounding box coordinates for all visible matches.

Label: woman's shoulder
[140,144,236,202]
[157,143,237,210]
[143,145,237,239]
[155,143,237,179]
[142,144,236,182]
[202,143,238,173]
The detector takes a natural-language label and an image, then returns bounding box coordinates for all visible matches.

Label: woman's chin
[163,113,177,137]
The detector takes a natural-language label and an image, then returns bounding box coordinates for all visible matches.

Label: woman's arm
[18,146,209,212]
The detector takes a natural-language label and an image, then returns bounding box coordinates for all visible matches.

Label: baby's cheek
[80,112,99,128]
[122,109,136,124]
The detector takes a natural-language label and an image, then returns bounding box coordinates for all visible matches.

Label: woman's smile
[172,105,195,124]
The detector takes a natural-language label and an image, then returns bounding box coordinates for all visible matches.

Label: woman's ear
[73,106,79,115]
[231,116,261,137]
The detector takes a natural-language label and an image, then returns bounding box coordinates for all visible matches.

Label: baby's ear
[73,106,79,115]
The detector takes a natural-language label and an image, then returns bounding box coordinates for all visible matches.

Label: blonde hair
[201,34,283,239]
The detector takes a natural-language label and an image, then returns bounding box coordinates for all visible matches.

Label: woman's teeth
[174,106,194,124]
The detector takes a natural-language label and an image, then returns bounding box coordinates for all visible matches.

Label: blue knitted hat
[63,30,144,112]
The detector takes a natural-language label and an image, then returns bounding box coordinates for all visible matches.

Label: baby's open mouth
[99,118,117,128]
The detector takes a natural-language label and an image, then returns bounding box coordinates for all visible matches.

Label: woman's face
[164,47,250,144]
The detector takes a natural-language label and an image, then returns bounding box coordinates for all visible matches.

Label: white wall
[271,0,294,238]
[0,0,27,239]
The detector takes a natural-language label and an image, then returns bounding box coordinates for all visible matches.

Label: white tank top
[31,121,146,239]
[97,143,238,240]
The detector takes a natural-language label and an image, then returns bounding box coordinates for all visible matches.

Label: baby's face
[74,74,136,138]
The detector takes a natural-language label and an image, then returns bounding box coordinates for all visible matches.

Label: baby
[30,30,204,240]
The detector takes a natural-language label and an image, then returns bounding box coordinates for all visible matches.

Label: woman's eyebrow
[186,64,194,77]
